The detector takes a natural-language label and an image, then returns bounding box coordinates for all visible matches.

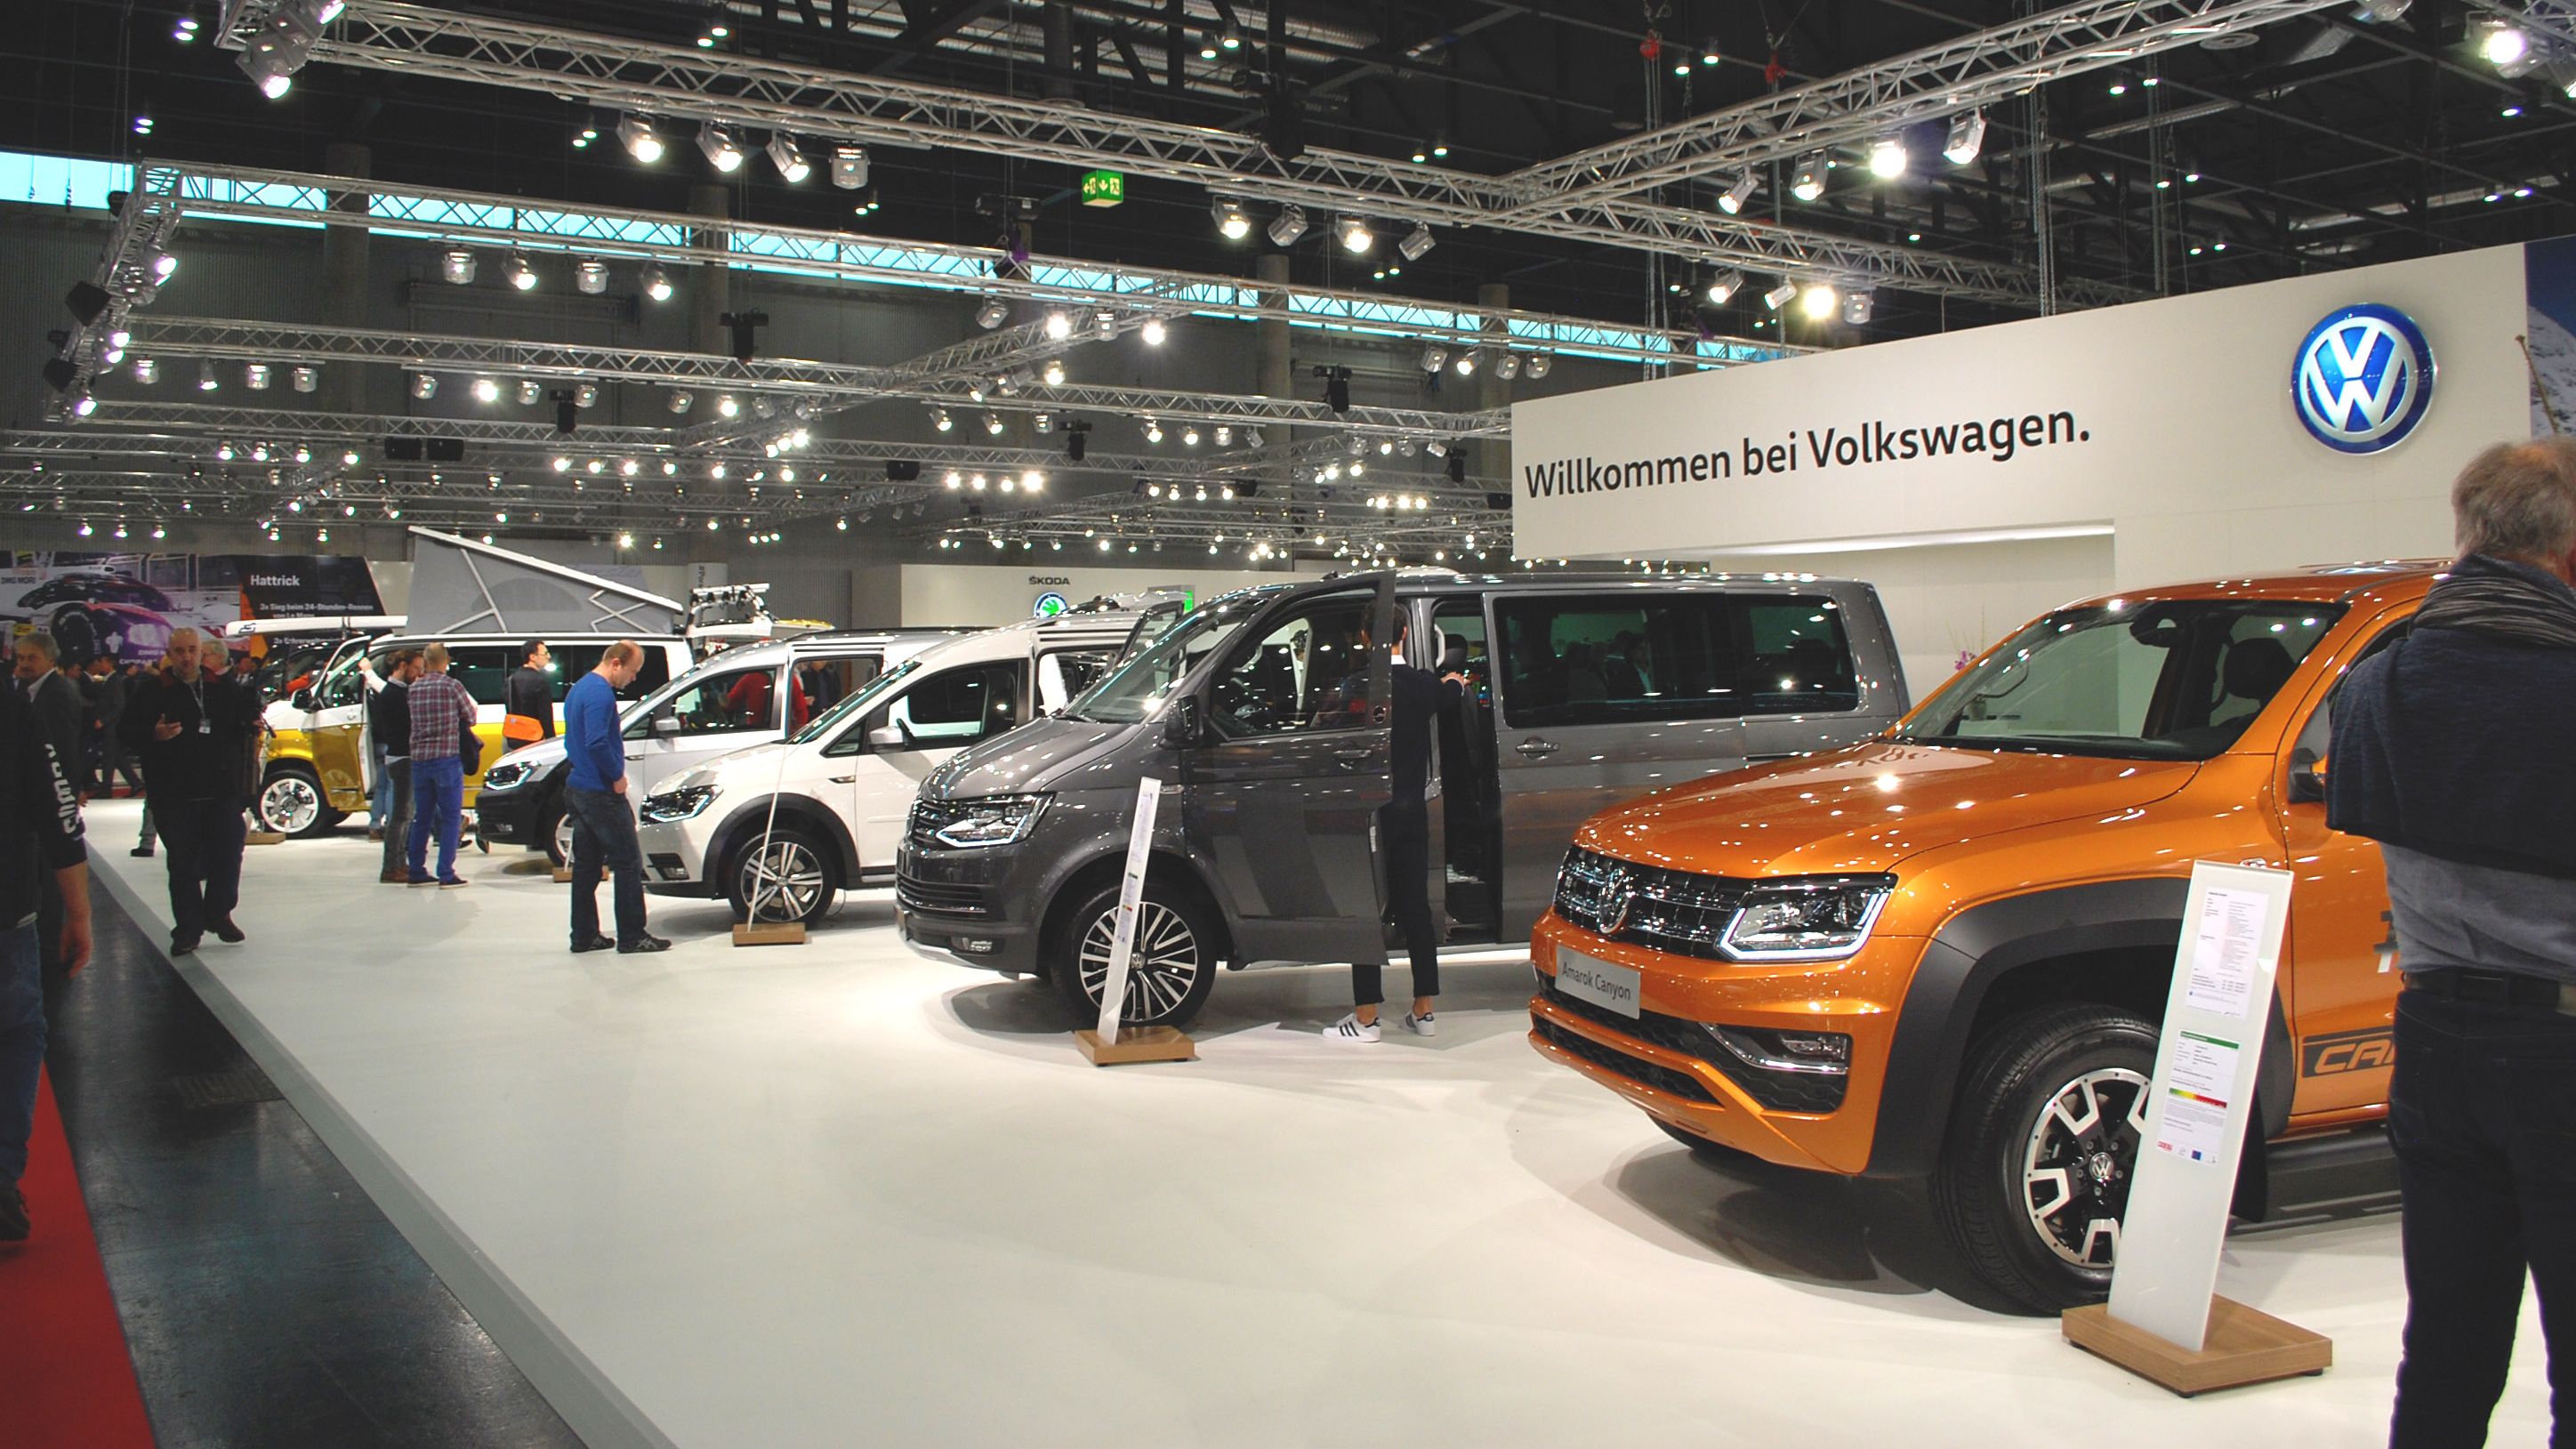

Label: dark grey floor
[46,883,587,1449]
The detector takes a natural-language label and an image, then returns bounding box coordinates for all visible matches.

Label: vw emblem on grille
[1595,863,1637,935]
[2291,303,2435,455]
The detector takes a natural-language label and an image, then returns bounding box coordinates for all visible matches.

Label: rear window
[370,642,671,706]
[1493,592,1860,728]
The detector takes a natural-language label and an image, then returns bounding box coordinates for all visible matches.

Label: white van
[473,628,963,865]
[254,632,693,835]
[635,610,1139,923]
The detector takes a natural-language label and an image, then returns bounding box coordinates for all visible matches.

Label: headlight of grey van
[638,784,719,824]
[1719,876,1896,962]
[934,794,1050,849]
[480,761,531,792]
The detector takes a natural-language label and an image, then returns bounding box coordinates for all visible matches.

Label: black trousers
[1354,803,1438,1008]
[378,757,414,876]
[157,794,247,947]
[2388,985,2576,1447]
[565,785,648,946]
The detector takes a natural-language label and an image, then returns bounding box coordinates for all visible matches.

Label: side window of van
[865,662,1023,752]
[1210,594,1377,738]
[641,665,773,739]
[552,644,671,701]
[443,647,519,706]
[1737,597,1861,715]
[1495,595,1741,728]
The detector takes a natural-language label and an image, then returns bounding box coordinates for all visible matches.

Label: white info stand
[1073,777,1195,1067]
[2063,860,2331,1396]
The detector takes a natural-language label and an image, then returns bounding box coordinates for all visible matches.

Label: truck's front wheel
[1931,1003,2157,1314]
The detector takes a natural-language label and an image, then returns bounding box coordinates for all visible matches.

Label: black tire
[539,795,572,868]
[725,822,840,926]
[1650,1115,1763,1169]
[1045,879,1219,1030]
[1930,1003,2159,1315]
[256,764,335,838]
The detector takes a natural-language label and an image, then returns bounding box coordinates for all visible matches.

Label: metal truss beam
[42,165,188,423]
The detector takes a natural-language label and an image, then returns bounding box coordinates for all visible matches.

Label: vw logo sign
[2291,304,2435,455]
[1031,591,1069,619]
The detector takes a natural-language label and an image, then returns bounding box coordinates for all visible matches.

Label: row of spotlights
[441,248,674,301]
[610,115,870,188]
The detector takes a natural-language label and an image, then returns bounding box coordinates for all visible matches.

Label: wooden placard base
[551,866,573,883]
[1074,1026,1197,1067]
[246,830,286,846]
[2064,1297,2331,1397]
[732,922,807,947]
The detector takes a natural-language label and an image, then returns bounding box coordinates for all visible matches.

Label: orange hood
[1574,740,2201,880]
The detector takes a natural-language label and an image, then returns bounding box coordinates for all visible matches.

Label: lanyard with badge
[188,678,209,734]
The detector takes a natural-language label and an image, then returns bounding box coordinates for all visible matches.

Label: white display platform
[84,801,2547,1447]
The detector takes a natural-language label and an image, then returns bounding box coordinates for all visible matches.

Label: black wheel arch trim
[706,795,861,883]
[1035,835,1236,962]
[1862,877,2294,1179]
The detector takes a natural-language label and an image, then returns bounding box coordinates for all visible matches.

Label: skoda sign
[2291,304,2435,455]
[1032,592,1069,619]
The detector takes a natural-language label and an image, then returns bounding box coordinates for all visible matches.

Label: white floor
[84,801,2550,1448]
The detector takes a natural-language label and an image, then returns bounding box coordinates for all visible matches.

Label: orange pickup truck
[1528,564,2432,1311]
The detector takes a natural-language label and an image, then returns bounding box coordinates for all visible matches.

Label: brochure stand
[2063,860,2330,1397]
[1073,777,1195,1067]
[246,829,286,846]
[732,726,808,948]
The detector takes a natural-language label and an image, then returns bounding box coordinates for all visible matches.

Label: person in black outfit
[120,630,260,958]
[506,640,556,741]
[1326,617,1463,1043]
[97,658,141,799]
[16,633,85,1030]
[0,679,93,1242]
[371,649,421,883]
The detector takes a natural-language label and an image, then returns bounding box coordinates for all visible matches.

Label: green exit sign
[1080,170,1126,207]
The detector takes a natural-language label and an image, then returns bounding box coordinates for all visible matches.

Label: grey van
[895,569,1908,1027]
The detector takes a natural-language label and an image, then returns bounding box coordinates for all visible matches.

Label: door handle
[828,774,857,784]
[1332,748,1374,766]
[623,752,643,761]
[1514,737,1559,758]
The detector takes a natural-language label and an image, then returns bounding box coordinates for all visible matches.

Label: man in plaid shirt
[405,644,481,890]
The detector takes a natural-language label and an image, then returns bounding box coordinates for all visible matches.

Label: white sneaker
[1402,1011,1437,1038]
[1324,1012,1382,1043]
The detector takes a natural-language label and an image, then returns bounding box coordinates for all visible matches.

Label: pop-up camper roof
[405,527,682,637]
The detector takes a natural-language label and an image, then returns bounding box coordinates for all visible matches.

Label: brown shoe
[367,828,385,841]
[381,867,410,884]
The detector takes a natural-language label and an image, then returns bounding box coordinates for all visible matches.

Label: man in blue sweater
[2327,438,2576,1448]
[564,640,666,954]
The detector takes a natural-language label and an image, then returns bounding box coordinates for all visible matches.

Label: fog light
[959,938,999,954]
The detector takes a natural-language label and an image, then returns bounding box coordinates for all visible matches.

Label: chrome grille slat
[1551,846,1749,961]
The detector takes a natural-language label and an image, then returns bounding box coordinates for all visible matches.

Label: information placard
[2105,860,2294,1352]
[1092,777,1163,1046]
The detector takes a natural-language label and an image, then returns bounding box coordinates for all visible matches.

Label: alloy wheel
[2019,1067,2150,1268]
[551,812,576,866]
[261,775,320,835]
[1076,901,1202,1022]
[740,837,825,923]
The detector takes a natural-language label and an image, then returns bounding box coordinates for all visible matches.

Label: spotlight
[1762,278,1799,310]
[932,407,953,431]
[1212,197,1252,239]
[642,263,673,302]
[441,248,477,285]
[1246,427,1264,447]
[1141,318,1168,346]
[575,257,609,294]
[1453,350,1478,377]
[1042,358,1066,385]
[292,366,318,393]
[830,145,869,189]
[471,376,500,403]
[1093,310,1117,341]
[518,379,543,406]
[235,9,320,98]
[1943,111,1987,165]
[411,372,437,398]
[149,248,178,280]
[698,122,746,173]
[1145,419,1163,443]
[133,356,158,383]
[1398,222,1435,262]
[1420,343,1448,373]
[766,133,811,183]
[618,115,666,163]
[1495,352,1522,381]
[1717,172,1758,214]
[986,413,1005,436]
[717,394,741,419]
[976,297,1009,329]
[245,363,272,391]
[575,383,600,409]
[1338,216,1374,254]
[1791,154,1827,202]
[1267,205,1308,246]
[668,390,694,415]
[2481,20,2531,70]
[1044,310,1073,340]
[1706,269,1744,304]
[1867,136,1908,179]
[1842,291,1875,325]
[1022,471,1044,493]
[1182,425,1200,446]
[1800,283,1839,320]
[508,252,538,290]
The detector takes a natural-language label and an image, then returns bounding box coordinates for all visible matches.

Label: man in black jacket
[2327,438,2576,1448]
[16,633,85,1026]
[505,640,555,742]
[1325,617,1463,1044]
[370,649,421,884]
[120,630,260,958]
[0,678,92,1241]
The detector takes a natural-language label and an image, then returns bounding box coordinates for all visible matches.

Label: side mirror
[1162,695,1204,748]
[291,688,314,712]
[866,725,906,749]
[650,711,681,737]
[2289,746,2328,805]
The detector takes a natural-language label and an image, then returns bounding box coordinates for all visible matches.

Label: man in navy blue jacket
[2328,438,2576,1448]
[563,640,665,954]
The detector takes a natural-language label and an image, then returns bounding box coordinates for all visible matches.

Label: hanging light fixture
[1717,172,1758,214]
[441,247,478,285]
[1842,291,1875,325]
[617,115,666,163]
[1212,197,1252,239]
[1943,111,1987,165]
[1791,154,1828,202]
[292,365,319,393]
[575,257,609,294]
[508,252,539,291]
[976,297,1010,330]
[1140,318,1168,346]
[244,363,272,391]
[1267,205,1308,247]
[1420,342,1448,373]
[133,356,158,383]
[766,133,811,183]
[1867,135,1908,179]
[1337,216,1375,254]
[1800,283,1839,320]
[697,121,746,173]
[830,145,869,189]
[1398,222,1435,262]
[519,380,543,406]
[640,262,673,302]
[410,372,437,399]
[1762,278,1799,310]
[1706,270,1745,305]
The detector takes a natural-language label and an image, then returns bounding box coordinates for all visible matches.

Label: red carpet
[0,1071,157,1449]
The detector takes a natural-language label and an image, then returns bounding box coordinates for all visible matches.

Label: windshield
[793,656,922,745]
[1062,586,1289,724]
[1896,599,2345,761]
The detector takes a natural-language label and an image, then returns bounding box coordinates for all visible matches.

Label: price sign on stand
[1074,777,1195,1067]
[2064,860,2330,1395]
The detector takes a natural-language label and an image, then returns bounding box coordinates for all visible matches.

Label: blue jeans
[564,785,647,946]
[2388,986,2576,1447]
[0,921,44,1189]
[407,755,465,881]
[369,744,392,829]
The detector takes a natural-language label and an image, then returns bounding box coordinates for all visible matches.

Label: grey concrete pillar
[689,184,730,357]
[1473,281,1509,495]
[322,142,371,415]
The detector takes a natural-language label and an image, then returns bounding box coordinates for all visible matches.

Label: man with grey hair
[120,629,260,956]
[2328,437,2576,1447]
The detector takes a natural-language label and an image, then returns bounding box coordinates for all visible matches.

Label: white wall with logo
[1512,244,2531,694]
[898,563,1324,627]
